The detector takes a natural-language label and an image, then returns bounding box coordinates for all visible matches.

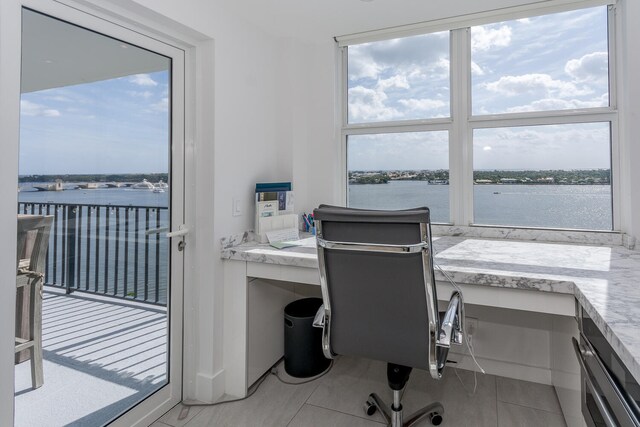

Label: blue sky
[347,6,610,171]
[19,70,169,175]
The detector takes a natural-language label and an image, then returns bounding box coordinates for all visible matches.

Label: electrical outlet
[466,317,478,337]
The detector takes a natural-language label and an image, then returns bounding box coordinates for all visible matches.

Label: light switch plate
[232,198,242,216]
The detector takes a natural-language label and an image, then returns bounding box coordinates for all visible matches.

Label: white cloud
[127,90,154,99]
[398,98,446,111]
[348,86,401,122]
[129,74,158,87]
[484,73,591,98]
[506,96,607,113]
[471,61,485,76]
[565,51,608,82]
[474,123,610,170]
[471,25,512,52]
[377,75,410,90]
[150,97,169,113]
[20,100,61,117]
[349,50,383,80]
[517,18,531,24]
[348,32,449,81]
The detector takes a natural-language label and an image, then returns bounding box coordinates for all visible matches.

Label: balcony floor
[15,287,167,427]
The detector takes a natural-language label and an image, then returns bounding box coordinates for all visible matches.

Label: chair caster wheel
[430,412,443,426]
[363,397,377,416]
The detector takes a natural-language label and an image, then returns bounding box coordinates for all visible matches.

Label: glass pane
[347,132,449,223]
[473,123,612,230]
[16,9,171,426]
[347,32,450,123]
[471,7,609,115]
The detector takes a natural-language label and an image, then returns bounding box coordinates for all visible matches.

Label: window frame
[339,1,619,232]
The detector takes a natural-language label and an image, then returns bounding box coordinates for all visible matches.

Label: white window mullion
[450,28,472,225]
[609,3,621,231]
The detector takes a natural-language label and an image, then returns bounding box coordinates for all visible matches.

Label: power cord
[434,262,486,396]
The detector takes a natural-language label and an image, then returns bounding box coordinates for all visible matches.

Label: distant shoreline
[18,173,168,183]
[349,169,611,185]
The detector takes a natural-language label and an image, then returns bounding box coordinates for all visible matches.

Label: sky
[347,6,611,171]
[19,70,170,175]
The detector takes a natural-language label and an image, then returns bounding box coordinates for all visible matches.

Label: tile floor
[152,356,567,427]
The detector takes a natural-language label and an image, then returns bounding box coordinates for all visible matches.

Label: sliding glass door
[12,4,185,426]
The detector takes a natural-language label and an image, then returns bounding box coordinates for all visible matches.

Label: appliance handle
[572,337,618,427]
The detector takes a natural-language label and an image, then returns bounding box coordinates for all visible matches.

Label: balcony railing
[18,202,168,306]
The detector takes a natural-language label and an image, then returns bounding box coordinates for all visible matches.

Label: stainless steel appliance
[575,307,640,427]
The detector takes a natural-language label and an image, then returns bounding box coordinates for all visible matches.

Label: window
[347,32,450,123]
[347,131,449,222]
[341,4,616,231]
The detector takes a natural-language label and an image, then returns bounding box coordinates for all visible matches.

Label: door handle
[144,225,188,250]
[167,225,189,251]
[572,337,617,427]
[166,226,189,238]
[145,226,189,238]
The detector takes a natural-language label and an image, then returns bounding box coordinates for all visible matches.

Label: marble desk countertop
[221,235,640,385]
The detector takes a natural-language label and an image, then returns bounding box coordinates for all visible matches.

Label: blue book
[255,182,291,193]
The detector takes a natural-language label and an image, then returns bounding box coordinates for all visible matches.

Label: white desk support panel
[221,257,576,399]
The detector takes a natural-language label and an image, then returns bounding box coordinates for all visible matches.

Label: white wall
[619,0,640,246]
[450,305,556,385]
[129,0,295,400]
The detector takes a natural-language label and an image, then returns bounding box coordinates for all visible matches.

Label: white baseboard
[451,353,553,385]
[194,369,226,403]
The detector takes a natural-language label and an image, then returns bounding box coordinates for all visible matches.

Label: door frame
[0,1,198,425]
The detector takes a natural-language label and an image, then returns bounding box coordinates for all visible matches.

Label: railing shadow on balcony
[18,202,169,306]
[15,288,168,427]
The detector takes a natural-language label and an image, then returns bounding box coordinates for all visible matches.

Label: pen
[303,213,311,231]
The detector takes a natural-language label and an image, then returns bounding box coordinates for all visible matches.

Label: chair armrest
[437,292,464,348]
[313,304,325,328]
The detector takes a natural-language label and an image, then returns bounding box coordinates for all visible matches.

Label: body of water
[18,184,168,207]
[348,181,612,230]
[18,186,170,303]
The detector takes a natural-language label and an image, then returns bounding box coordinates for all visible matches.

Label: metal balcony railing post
[17,201,168,306]
[65,206,77,294]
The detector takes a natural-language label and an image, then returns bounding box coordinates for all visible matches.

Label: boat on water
[131,179,155,190]
[155,179,168,189]
[153,188,165,193]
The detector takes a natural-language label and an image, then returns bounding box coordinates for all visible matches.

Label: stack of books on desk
[255,182,296,243]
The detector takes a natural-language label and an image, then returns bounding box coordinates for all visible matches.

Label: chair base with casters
[364,363,443,427]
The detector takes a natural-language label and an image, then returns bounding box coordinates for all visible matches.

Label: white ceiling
[20,0,547,93]
[212,0,543,41]
[21,8,169,93]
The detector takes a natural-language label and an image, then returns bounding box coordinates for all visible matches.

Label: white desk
[222,237,640,413]
[221,235,640,395]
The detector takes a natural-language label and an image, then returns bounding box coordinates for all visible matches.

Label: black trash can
[284,297,331,378]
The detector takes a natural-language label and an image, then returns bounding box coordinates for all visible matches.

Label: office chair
[313,205,464,427]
